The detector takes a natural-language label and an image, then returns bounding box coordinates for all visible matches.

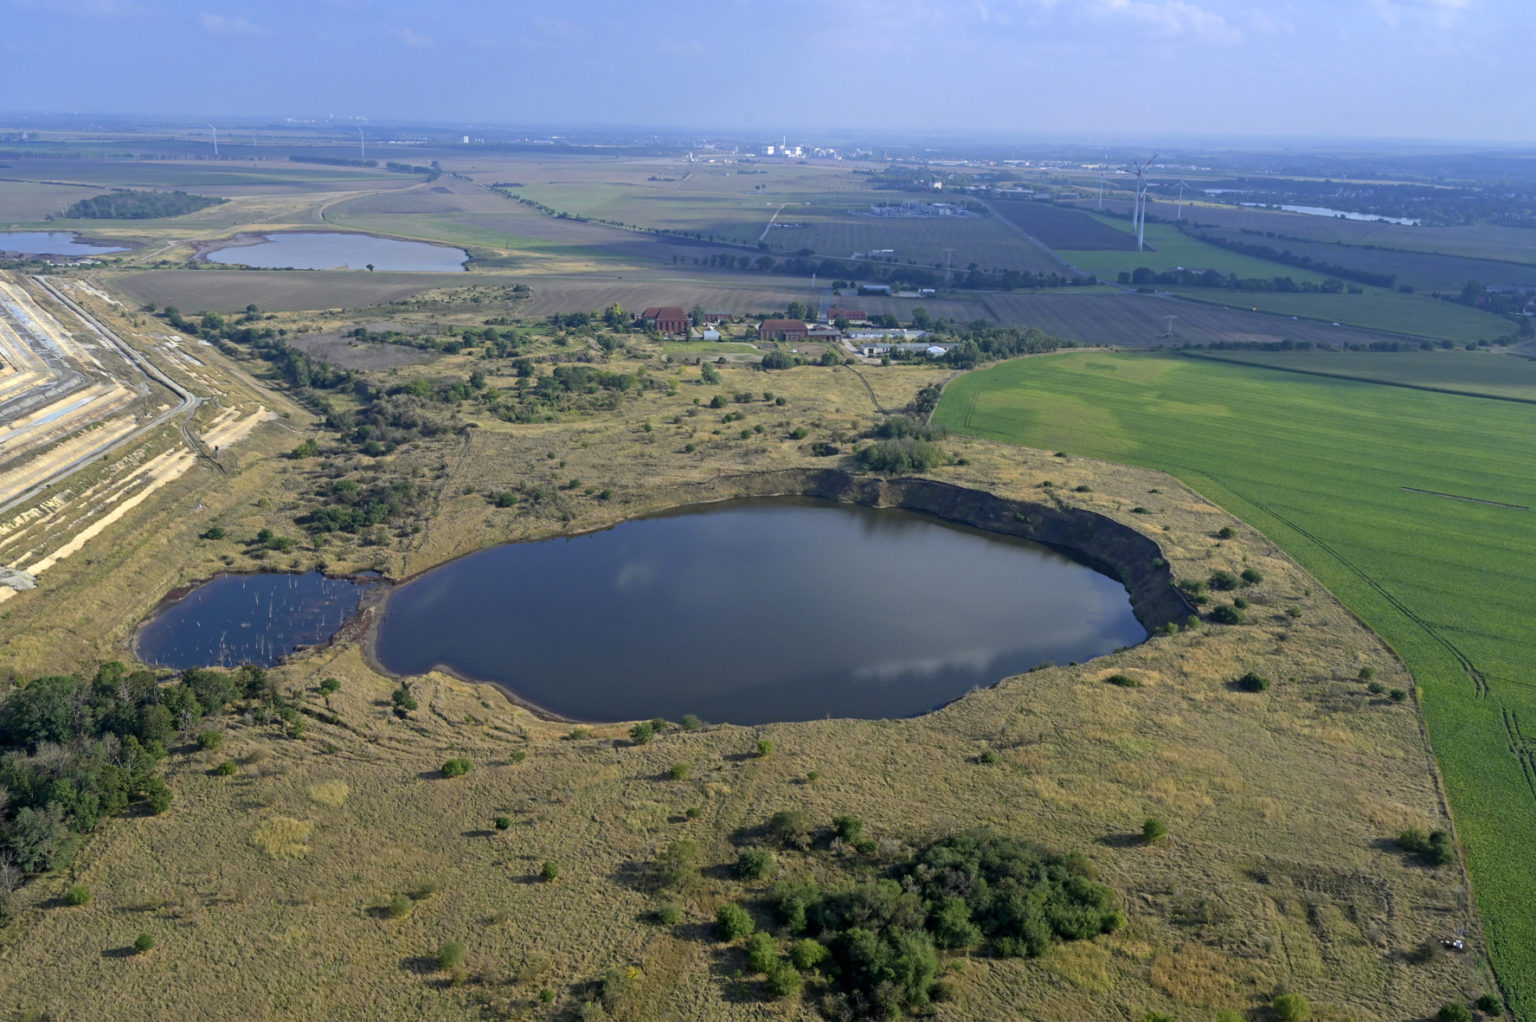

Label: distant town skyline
[2,0,1530,144]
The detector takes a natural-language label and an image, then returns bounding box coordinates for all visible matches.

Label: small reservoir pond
[0,231,129,255]
[374,499,1146,724]
[204,231,468,271]
[138,571,369,670]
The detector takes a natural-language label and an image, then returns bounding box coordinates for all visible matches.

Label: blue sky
[1,0,1530,142]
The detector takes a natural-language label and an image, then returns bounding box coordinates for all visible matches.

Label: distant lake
[138,572,369,669]
[373,498,1146,724]
[204,231,468,271]
[0,231,129,255]
[1240,203,1421,226]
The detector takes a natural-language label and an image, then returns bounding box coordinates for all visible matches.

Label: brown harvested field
[99,269,455,312]
[990,199,1141,250]
[969,291,1423,347]
[0,157,417,199]
[0,178,112,222]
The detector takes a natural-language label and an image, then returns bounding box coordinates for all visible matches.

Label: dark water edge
[136,571,375,670]
[372,497,1146,725]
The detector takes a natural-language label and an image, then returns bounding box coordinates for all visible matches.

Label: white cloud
[1368,0,1475,28]
[388,26,434,47]
[1088,0,1242,43]
[198,12,264,35]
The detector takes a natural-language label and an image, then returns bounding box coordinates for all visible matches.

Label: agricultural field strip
[933,351,1536,1015]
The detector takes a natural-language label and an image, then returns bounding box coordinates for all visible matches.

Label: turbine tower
[358,127,365,160]
[208,123,218,158]
[1130,154,1158,252]
[1175,180,1192,221]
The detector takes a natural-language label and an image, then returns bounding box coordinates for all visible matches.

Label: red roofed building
[829,307,866,322]
[758,318,808,341]
[639,306,689,335]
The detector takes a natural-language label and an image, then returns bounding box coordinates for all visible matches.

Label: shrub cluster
[762,829,1122,1017]
[1398,827,1456,866]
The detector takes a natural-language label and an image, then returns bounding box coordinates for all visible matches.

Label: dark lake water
[138,572,367,669]
[0,231,129,255]
[204,231,468,271]
[374,499,1145,724]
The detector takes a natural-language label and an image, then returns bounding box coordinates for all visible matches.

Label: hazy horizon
[2,0,1532,144]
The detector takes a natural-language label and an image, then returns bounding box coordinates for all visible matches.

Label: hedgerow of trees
[62,190,225,220]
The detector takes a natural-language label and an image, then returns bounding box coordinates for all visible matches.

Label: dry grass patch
[306,780,350,807]
[251,816,315,858]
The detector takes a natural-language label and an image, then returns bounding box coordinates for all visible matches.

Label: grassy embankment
[934,348,1536,1017]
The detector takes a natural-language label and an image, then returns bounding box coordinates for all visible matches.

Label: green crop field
[783,204,1060,275]
[1178,347,1536,401]
[1056,218,1335,284]
[1163,287,1516,344]
[1190,226,1536,292]
[934,349,1536,1017]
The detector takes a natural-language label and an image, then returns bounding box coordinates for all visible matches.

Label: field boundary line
[1401,486,1528,510]
[1177,351,1536,406]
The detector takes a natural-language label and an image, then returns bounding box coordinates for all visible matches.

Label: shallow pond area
[0,231,129,255]
[138,571,370,669]
[203,231,467,271]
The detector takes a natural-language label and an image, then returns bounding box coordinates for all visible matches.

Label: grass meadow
[934,349,1536,1017]
[1056,219,1335,284]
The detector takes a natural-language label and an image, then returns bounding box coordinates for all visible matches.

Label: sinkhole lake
[374,499,1146,724]
[0,231,129,255]
[138,571,369,670]
[204,231,468,271]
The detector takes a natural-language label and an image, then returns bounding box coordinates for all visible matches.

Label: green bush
[1397,827,1456,865]
[441,758,473,778]
[494,816,511,830]
[680,713,703,731]
[790,937,829,971]
[736,847,778,881]
[856,437,946,475]
[764,962,802,999]
[133,932,155,953]
[1217,526,1236,539]
[1390,688,1408,702]
[390,685,418,712]
[755,738,774,758]
[669,762,691,780]
[1358,666,1376,681]
[1209,604,1245,625]
[745,930,779,973]
[196,730,223,750]
[1237,671,1271,692]
[629,721,656,744]
[1142,818,1168,844]
[1106,674,1141,688]
[508,748,527,763]
[212,760,238,776]
[1240,567,1263,584]
[657,902,683,926]
[833,815,865,844]
[978,748,1000,764]
[202,526,227,540]
[1208,569,1240,591]
[540,860,559,882]
[437,940,467,970]
[64,885,91,906]
[1273,993,1312,1021]
[716,903,755,940]
[767,810,813,849]
[1475,993,1502,1013]
[1439,1004,1473,1022]
[318,677,340,695]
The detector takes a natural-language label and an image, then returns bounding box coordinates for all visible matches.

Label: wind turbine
[1130,154,1158,252]
[358,127,365,160]
[208,123,218,158]
[1175,180,1193,221]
